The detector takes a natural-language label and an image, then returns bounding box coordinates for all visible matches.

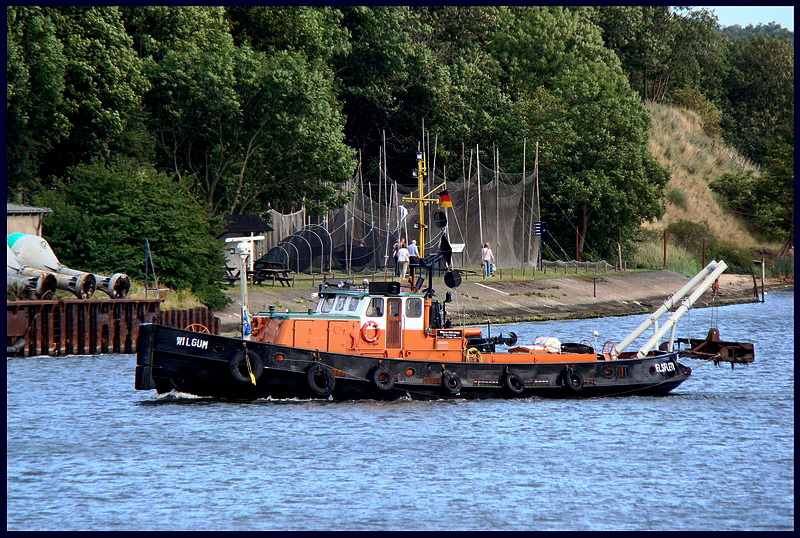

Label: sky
[695,6,794,31]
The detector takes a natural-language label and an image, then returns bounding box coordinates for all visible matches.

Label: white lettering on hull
[176,336,209,350]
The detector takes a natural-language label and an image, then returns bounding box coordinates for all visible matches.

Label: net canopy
[260,155,550,272]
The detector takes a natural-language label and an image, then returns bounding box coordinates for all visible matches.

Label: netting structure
[258,160,550,273]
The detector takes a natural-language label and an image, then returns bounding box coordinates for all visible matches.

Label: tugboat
[134,149,754,401]
[135,257,753,400]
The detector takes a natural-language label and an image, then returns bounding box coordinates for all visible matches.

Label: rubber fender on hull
[562,369,584,391]
[230,350,264,384]
[307,363,335,396]
[370,364,395,391]
[441,370,462,395]
[502,368,526,394]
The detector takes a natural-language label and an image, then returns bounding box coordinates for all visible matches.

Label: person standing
[407,239,420,279]
[392,237,403,276]
[397,241,410,280]
[481,242,494,278]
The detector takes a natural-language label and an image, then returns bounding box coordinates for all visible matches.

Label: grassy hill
[645,103,761,247]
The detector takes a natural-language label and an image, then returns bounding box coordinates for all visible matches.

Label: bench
[249,261,294,287]
[223,265,241,285]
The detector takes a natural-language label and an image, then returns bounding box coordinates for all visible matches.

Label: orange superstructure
[249,282,602,365]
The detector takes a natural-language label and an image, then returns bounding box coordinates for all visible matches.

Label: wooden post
[617,242,622,272]
[593,277,596,297]
[575,227,580,262]
[702,237,706,268]
[761,257,765,302]
[663,230,668,268]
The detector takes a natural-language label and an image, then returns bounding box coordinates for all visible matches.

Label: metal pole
[637,261,729,357]
[616,261,721,355]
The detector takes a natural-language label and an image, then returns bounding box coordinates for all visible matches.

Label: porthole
[405,368,415,377]
[275,353,285,362]
[213,344,224,353]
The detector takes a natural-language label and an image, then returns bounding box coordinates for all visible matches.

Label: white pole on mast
[477,144,483,246]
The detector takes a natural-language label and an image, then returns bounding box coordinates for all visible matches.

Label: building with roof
[7,203,52,237]
[217,214,274,269]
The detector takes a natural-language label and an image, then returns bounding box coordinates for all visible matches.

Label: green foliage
[669,86,722,137]
[7,5,792,270]
[666,187,688,210]
[7,6,149,196]
[128,6,355,215]
[588,6,728,103]
[664,220,756,274]
[710,165,792,242]
[720,34,794,165]
[705,242,753,274]
[767,256,793,279]
[666,220,711,252]
[722,22,794,40]
[632,239,700,276]
[31,159,230,310]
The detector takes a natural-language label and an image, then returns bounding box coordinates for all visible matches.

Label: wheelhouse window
[347,297,361,312]
[335,295,347,311]
[367,297,384,317]
[388,299,401,317]
[320,295,336,313]
[406,298,422,318]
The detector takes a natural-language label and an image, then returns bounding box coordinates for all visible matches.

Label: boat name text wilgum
[176,336,209,349]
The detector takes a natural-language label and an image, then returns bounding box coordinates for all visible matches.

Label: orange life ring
[361,321,381,343]
[250,317,260,330]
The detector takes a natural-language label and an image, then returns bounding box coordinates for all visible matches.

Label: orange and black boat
[135,148,753,400]
[134,258,753,400]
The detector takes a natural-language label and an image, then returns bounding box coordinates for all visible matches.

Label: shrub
[32,158,231,310]
[669,86,722,138]
[666,188,688,210]
[666,220,710,253]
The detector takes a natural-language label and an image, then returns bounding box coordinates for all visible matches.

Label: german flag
[439,189,453,208]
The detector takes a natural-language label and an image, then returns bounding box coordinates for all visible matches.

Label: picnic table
[223,265,241,285]
[249,261,294,287]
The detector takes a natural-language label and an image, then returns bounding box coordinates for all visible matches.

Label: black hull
[135,324,692,401]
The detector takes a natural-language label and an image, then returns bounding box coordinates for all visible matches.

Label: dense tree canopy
[7,6,793,302]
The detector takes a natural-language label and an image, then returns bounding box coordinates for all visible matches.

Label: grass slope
[645,103,760,247]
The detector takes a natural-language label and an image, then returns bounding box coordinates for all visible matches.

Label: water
[7,290,794,531]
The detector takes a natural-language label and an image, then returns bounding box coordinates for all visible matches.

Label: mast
[402,140,447,258]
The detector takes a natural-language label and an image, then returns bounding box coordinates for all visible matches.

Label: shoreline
[215,269,793,335]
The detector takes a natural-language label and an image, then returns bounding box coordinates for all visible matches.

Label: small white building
[7,203,52,237]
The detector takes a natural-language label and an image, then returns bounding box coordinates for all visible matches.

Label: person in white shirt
[481,242,494,277]
[407,239,419,278]
[397,241,410,280]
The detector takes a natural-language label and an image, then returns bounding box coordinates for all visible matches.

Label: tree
[31,159,230,309]
[125,6,355,215]
[587,6,727,104]
[493,7,669,258]
[226,6,350,65]
[710,120,794,243]
[7,7,70,197]
[720,34,794,165]
[6,7,149,198]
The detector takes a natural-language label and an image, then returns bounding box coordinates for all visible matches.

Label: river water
[7,290,794,531]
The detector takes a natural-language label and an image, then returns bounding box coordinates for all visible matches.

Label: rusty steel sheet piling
[6,299,220,357]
